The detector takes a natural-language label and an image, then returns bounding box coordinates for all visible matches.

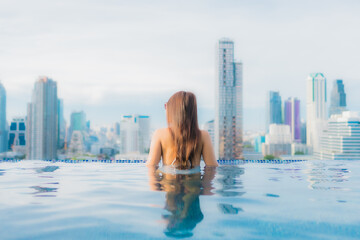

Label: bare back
[146,128,218,167]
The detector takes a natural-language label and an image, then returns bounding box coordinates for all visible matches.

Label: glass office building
[8,117,26,153]
[0,83,7,153]
[215,38,243,160]
[284,97,301,142]
[26,77,58,160]
[318,111,360,160]
[329,79,346,117]
[266,91,282,131]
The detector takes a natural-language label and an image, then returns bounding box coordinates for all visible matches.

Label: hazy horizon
[1,0,360,131]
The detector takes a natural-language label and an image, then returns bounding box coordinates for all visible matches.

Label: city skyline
[1,1,360,131]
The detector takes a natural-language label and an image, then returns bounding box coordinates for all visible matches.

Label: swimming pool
[0,160,359,239]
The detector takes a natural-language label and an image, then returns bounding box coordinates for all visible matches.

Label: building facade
[284,97,301,142]
[266,91,283,131]
[8,117,26,154]
[0,83,7,153]
[58,99,66,149]
[329,79,346,117]
[120,115,150,154]
[306,73,327,153]
[262,124,292,157]
[318,111,360,160]
[27,77,58,160]
[215,38,243,160]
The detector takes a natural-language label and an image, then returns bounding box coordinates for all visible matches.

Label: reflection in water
[36,166,59,173]
[215,166,245,215]
[216,166,245,197]
[148,166,216,238]
[218,203,243,214]
[30,184,58,197]
[0,169,4,176]
[305,162,350,190]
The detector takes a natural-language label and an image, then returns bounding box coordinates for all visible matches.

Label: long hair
[166,91,201,169]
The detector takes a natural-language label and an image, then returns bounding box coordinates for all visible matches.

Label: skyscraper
[329,79,346,117]
[70,111,86,136]
[0,83,7,153]
[306,73,327,152]
[215,38,243,160]
[58,99,66,149]
[266,91,282,131]
[318,111,360,160]
[119,115,150,154]
[284,97,301,142]
[8,116,26,154]
[27,77,58,160]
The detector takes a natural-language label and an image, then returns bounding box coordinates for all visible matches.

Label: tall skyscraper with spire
[0,83,8,153]
[215,38,243,160]
[26,77,58,160]
[306,73,327,153]
[329,79,346,117]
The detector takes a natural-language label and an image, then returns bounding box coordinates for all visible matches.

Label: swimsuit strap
[171,158,177,166]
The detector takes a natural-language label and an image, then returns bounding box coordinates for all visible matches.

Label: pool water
[0,160,359,239]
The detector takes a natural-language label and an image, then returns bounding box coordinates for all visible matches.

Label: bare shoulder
[200,130,211,141]
[153,128,171,140]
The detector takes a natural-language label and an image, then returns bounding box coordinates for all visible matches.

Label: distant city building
[114,122,120,136]
[300,122,307,144]
[306,73,327,153]
[284,97,301,142]
[203,120,214,147]
[100,147,116,157]
[254,135,265,153]
[329,79,346,117]
[266,91,282,131]
[318,111,360,160]
[27,77,58,160]
[215,38,243,160]
[70,111,86,135]
[119,115,150,154]
[0,83,7,153]
[8,117,26,154]
[67,130,85,156]
[58,99,66,149]
[262,124,292,157]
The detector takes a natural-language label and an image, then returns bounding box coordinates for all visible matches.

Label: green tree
[264,154,275,160]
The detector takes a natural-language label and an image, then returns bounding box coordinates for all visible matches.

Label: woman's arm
[201,130,218,167]
[146,129,162,167]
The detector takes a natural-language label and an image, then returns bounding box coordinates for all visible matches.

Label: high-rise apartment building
[318,111,360,160]
[58,99,66,149]
[215,38,243,160]
[70,111,86,133]
[8,117,26,154]
[26,77,58,160]
[266,91,283,131]
[119,115,150,154]
[306,73,327,153]
[0,83,7,153]
[284,97,301,142]
[329,79,346,117]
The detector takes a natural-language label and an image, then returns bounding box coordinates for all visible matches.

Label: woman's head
[166,91,201,169]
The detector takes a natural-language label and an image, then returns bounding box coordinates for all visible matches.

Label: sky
[1,0,360,131]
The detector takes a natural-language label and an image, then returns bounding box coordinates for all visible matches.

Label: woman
[146,91,218,168]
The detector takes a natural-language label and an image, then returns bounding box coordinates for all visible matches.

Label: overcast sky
[1,0,360,131]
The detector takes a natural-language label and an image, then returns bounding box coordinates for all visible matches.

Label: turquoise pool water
[0,160,359,239]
